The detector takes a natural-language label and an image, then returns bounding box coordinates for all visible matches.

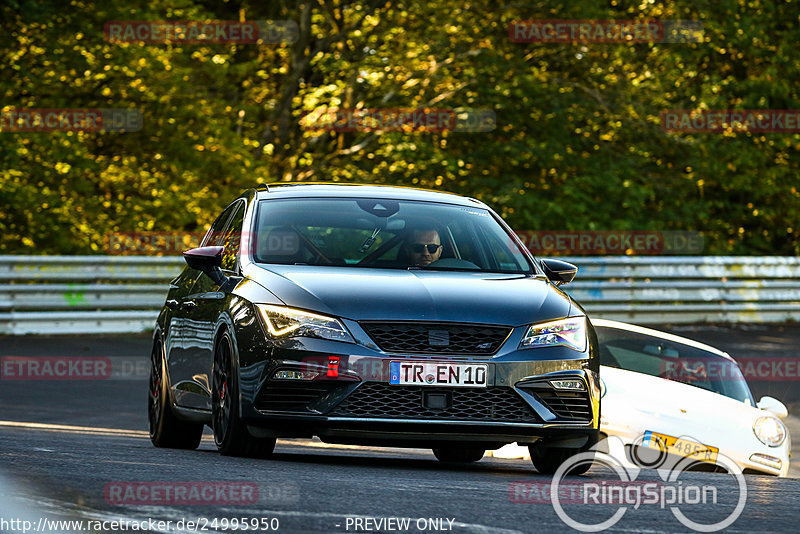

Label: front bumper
[246,415,598,449]
[601,424,790,477]
[235,323,600,447]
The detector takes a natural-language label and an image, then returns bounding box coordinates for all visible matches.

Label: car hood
[601,366,763,446]
[246,264,572,325]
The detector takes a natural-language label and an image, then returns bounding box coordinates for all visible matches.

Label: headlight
[753,416,787,447]
[256,304,354,343]
[519,316,587,352]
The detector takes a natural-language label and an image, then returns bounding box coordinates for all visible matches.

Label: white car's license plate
[389,361,487,387]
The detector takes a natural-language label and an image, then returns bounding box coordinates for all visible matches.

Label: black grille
[360,322,511,355]
[519,385,592,421]
[330,383,539,422]
[254,381,343,413]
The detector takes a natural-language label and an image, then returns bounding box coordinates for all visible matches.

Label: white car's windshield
[252,198,533,274]
[596,326,755,404]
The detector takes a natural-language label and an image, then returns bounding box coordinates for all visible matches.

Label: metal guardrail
[565,257,800,324]
[1,255,799,334]
[0,256,183,335]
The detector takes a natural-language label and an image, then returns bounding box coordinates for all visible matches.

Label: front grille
[360,322,511,355]
[518,383,592,421]
[254,381,343,413]
[329,383,539,422]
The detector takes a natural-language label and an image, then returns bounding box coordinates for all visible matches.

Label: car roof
[591,318,735,362]
[252,182,488,207]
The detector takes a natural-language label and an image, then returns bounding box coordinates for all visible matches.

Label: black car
[149,183,600,473]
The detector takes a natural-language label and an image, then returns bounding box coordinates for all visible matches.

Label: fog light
[550,379,586,391]
[273,370,315,380]
[750,453,782,470]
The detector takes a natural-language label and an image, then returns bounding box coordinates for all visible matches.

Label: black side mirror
[183,246,227,286]
[540,258,577,286]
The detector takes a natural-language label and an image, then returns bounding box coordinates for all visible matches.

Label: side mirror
[540,258,577,286]
[757,396,788,419]
[183,246,227,286]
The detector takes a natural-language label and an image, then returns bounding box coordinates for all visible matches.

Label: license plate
[389,361,487,387]
[642,431,719,463]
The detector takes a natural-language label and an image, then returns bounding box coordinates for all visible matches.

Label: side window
[220,202,246,271]
[201,203,237,247]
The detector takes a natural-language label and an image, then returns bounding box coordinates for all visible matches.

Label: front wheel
[148,338,203,449]
[432,447,485,463]
[212,330,276,458]
[529,434,598,475]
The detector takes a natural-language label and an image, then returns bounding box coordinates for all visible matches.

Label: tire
[148,338,204,449]
[529,434,598,475]
[212,329,276,458]
[432,447,485,463]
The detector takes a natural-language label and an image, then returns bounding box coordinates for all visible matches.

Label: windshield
[252,198,533,273]
[596,326,755,405]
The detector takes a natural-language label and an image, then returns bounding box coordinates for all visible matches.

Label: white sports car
[594,319,790,477]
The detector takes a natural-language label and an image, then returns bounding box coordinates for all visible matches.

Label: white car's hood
[601,365,760,450]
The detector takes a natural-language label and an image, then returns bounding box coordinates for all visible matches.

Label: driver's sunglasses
[410,243,442,254]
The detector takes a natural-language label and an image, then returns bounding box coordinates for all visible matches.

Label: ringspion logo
[510,435,747,532]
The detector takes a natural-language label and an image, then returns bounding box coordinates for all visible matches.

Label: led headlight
[256,304,354,343]
[753,416,787,447]
[519,316,587,352]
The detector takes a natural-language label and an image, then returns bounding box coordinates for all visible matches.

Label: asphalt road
[1,328,800,534]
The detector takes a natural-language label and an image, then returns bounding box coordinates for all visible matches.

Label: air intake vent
[330,383,539,422]
[517,381,592,421]
[360,322,511,355]
[254,381,343,413]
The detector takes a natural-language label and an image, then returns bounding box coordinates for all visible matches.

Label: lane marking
[0,421,525,465]
[0,421,434,455]
[0,420,148,438]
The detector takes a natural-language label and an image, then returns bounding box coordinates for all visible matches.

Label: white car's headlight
[753,416,787,447]
[256,304,354,343]
[519,316,587,352]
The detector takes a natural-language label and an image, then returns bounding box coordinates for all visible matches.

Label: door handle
[165,299,180,310]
